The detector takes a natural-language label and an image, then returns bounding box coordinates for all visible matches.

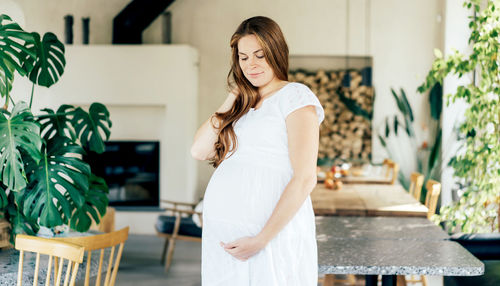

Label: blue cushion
[155,215,202,238]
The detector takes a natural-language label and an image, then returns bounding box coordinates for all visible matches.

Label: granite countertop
[315,216,484,276]
[315,216,450,241]
[317,239,484,276]
[0,248,110,285]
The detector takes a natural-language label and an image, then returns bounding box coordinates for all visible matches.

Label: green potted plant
[0,14,111,242]
[378,85,442,198]
[418,0,499,234]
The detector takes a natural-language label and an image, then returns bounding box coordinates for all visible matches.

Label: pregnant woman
[191,16,324,285]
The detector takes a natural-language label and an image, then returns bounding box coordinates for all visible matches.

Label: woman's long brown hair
[209,16,289,168]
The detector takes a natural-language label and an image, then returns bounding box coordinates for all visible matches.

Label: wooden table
[311,183,429,217]
[340,175,392,184]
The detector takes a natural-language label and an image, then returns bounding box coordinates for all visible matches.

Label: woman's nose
[248,56,257,66]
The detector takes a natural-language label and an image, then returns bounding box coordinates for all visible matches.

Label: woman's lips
[248,72,263,78]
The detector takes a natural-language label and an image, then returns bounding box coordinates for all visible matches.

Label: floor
[115,234,443,286]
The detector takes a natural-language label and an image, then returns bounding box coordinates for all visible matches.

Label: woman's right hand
[220,87,239,112]
[191,87,239,161]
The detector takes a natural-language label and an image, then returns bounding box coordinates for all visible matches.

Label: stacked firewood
[289,69,373,161]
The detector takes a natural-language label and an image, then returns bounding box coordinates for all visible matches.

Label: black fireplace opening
[86,141,160,209]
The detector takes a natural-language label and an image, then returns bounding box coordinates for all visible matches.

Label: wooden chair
[424,180,441,220]
[15,234,85,286]
[156,199,202,272]
[320,274,357,286]
[409,172,425,202]
[54,227,129,286]
[90,207,116,233]
[405,180,441,286]
[383,159,400,184]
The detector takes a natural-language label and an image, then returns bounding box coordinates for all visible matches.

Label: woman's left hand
[220,236,267,261]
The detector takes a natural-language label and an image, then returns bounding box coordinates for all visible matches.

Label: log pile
[288,69,374,161]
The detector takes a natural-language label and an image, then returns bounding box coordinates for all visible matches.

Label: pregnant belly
[203,159,292,227]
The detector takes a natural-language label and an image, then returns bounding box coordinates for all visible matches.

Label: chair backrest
[409,172,424,201]
[425,180,441,219]
[383,159,399,184]
[15,234,85,286]
[54,227,129,286]
[382,159,390,176]
[90,207,116,233]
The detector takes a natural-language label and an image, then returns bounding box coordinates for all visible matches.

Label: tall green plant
[0,14,112,239]
[378,86,442,196]
[418,0,500,233]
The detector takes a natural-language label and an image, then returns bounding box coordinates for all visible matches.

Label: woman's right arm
[190,91,237,161]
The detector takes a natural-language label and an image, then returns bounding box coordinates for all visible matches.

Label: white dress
[202,82,325,286]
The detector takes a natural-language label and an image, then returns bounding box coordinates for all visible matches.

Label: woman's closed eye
[240,55,264,61]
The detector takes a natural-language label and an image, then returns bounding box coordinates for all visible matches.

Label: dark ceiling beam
[113,0,175,44]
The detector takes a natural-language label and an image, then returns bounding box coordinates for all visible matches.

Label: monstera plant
[0,14,111,240]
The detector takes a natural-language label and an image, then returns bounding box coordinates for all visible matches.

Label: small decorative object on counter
[324,178,343,191]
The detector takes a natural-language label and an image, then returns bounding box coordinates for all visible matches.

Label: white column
[440,0,473,206]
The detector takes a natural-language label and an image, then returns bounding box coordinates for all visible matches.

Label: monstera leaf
[0,102,42,192]
[38,104,77,142]
[0,66,14,98]
[6,192,39,238]
[25,32,65,88]
[70,174,109,232]
[0,183,7,210]
[0,15,36,96]
[23,137,90,227]
[72,103,112,153]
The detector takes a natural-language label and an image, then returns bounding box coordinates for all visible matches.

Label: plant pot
[37,224,70,238]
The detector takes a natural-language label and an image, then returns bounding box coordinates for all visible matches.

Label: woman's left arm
[221,105,319,261]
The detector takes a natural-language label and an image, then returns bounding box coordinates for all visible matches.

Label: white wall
[15,0,131,44]
[370,0,445,177]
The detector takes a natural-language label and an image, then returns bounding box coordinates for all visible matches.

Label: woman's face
[237,34,275,88]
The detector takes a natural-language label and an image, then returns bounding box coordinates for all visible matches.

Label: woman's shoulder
[285,81,313,93]
[277,81,324,123]
[278,81,317,101]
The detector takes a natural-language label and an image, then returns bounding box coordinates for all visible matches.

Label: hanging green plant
[418,0,499,233]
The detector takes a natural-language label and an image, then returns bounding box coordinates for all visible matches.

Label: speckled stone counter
[0,248,110,285]
[316,216,450,241]
[315,215,485,281]
[317,239,484,276]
